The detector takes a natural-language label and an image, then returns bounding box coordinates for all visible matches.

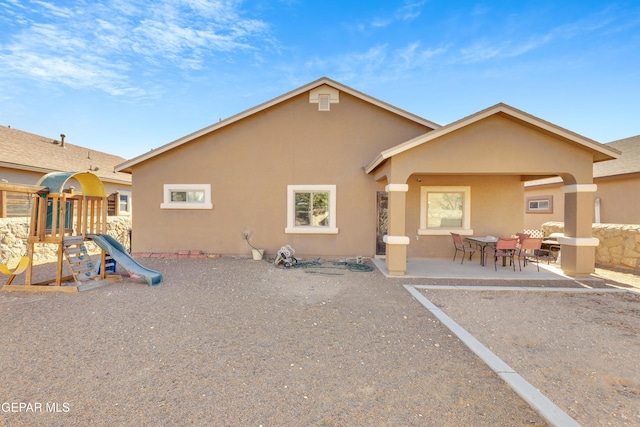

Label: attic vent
[318,94,330,111]
[309,85,339,112]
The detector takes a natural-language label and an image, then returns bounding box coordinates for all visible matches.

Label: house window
[286,185,338,234]
[119,191,131,215]
[419,186,472,235]
[161,184,213,209]
[526,196,553,213]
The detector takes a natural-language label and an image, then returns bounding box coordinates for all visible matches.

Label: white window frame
[418,186,472,235]
[118,190,132,215]
[286,185,338,234]
[160,184,213,210]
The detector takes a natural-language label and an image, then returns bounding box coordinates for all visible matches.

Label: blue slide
[87,234,163,286]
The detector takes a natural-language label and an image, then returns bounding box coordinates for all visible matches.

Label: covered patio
[366,103,620,278]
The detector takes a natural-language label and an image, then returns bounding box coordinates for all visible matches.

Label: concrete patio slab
[372,257,601,282]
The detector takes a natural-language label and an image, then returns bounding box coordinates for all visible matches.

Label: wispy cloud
[316,41,446,85]
[454,6,630,64]
[0,0,270,98]
[368,0,427,29]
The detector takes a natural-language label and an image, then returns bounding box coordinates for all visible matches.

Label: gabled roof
[0,125,131,185]
[115,77,441,173]
[366,102,620,174]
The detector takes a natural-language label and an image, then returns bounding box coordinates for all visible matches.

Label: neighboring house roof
[0,125,131,185]
[115,77,441,173]
[366,103,620,173]
[525,134,638,187]
[594,135,640,178]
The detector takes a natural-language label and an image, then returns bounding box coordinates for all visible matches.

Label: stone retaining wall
[542,222,640,272]
[0,216,132,266]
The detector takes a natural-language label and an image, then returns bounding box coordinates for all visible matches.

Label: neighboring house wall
[0,167,131,198]
[524,183,564,230]
[129,91,432,256]
[524,173,640,229]
[525,135,639,229]
[594,174,640,224]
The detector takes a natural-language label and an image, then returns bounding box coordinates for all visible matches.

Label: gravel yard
[1,256,638,426]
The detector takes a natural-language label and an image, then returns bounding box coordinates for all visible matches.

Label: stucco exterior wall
[405,174,524,258]
[389,115,595,182]
[130,92,432,257]
[594,175,640,224]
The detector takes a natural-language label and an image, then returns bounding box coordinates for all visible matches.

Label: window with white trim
[119,191,132,215]
[286,185,338,234]
[419,186,472,235]
[161,184,213,209]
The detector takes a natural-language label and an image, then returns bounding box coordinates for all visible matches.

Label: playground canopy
[37,171,106,197]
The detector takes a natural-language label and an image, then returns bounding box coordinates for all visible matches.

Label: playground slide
[87,235,163,286]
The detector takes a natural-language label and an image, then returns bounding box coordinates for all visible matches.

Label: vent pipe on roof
[60,134,66,147]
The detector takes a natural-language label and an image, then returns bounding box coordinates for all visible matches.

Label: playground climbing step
[63,236,99,282]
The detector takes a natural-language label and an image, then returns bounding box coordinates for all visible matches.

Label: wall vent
[318,94,330,111]
[309,85,339,111]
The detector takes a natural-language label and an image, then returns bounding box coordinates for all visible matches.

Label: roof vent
[60,134,66,147]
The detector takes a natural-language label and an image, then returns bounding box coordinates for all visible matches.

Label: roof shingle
[0,125,131,184]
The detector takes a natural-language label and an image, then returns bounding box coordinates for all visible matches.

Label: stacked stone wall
[0,216,132,266]
[542,222,640,272]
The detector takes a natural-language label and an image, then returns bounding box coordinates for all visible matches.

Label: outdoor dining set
[451,232,560,271]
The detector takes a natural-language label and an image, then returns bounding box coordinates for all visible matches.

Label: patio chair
[450,233,477,264]
[517,237,543,271]
[516,233,530,245]
[485,237,518,271]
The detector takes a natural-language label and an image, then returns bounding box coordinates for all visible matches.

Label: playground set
[0,171,162,292]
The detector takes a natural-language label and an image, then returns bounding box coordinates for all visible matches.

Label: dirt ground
[420,278,640,426]
[0,257,638,426]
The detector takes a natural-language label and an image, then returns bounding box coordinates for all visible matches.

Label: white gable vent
[318,94,330,111]
[309,85,339,111]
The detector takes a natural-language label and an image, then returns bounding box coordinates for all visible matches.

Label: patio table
[465,236,498,266]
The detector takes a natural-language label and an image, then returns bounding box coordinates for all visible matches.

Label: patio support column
[558,184,599,276]
[384,184,409,275]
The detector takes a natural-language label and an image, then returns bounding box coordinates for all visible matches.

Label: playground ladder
[62,236,110,291]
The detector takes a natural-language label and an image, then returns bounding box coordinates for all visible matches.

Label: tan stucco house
[116,77,619,277]
[0,125,132,217]
[524,134,639,229]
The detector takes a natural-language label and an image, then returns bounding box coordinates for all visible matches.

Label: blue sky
[1,0,639,159]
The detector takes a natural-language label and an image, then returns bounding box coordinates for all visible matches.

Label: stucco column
[384,184,409,275]
[559,184,599,276]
